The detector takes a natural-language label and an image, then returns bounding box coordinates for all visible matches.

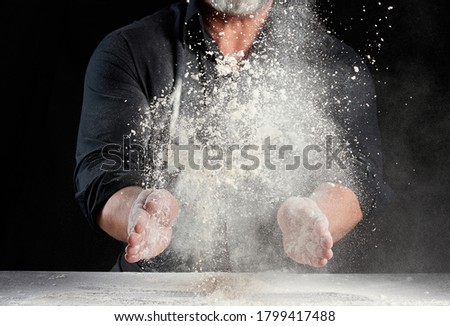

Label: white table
[0,272,448,306]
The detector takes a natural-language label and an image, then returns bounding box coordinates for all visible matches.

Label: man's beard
[205,0,272,15]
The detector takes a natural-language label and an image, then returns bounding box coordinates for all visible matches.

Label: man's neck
[202,1,273,59]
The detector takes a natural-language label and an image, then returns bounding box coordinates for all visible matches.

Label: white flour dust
[134,1,372,272]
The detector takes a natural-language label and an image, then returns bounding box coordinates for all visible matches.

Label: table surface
[0,271,449,306]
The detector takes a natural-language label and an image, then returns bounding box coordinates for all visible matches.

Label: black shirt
[74,0,391,272]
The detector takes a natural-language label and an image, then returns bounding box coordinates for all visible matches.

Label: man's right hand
[125,189,179,263]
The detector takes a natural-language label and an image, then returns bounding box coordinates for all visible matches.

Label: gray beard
[205,0,272,15]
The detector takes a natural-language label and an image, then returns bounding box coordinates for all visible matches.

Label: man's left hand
[277,197,333,267]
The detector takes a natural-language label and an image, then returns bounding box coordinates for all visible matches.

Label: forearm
[96,186,143,242]
[310,183,363,242]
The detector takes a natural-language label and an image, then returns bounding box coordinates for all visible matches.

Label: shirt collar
[185,0,201,22]
[182,0,205,46]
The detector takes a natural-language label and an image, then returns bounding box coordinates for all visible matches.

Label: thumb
[144,189,179,227]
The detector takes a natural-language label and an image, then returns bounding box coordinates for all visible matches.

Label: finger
[133,189,154,210]
[320,232,333,250]
[125,243,141,257]
[144,189,171,211]
[126,230,146,256]
[124,251,142,263]
[134,220,146,234]
[144,191,164,214]
[314,258,329,268]
[323,248,333,260]
[127,210,149,235]
[144,189,179,227]
[128,232,143,247]
[125,240,145,263]
[313,217,329,235]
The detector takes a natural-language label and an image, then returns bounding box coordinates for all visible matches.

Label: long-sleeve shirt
[74,0,391,272]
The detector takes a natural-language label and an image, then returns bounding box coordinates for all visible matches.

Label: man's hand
[277,197,333,268]
[125,189,179,263]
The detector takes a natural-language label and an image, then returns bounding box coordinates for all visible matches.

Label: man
[75,0,389,272]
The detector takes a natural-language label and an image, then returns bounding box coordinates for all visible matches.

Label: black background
[2,0,449,272]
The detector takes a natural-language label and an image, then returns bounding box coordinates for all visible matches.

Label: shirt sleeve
[74,32,149,230]
[321,43,394,219]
